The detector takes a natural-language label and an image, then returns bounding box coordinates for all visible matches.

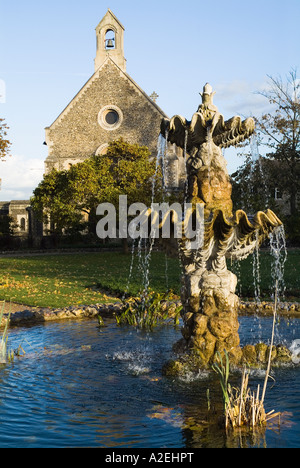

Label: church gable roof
[95,9,125,32]
[47,56,167,131]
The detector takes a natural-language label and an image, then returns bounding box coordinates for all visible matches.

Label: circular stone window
[98,105,123,131]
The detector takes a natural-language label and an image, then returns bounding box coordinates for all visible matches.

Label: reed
[212,270,281,431]
[260,279,278,407]
[116,290,182,329]
[0,301,13,363]
[212,351,230,411]
[212,350,280,430]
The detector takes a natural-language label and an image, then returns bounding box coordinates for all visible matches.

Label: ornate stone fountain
[160,84,283,370]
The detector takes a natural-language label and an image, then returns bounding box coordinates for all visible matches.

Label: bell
[106,39,114,48]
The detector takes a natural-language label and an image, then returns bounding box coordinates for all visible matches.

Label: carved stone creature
[160,84,282,368]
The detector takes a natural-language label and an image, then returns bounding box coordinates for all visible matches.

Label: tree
[0,118,11,160]
[100,138,160,206]
[31,169,86,238]
[31,139,161,249]
[0,214,14,248]
[231,154,278,215]
[254,69,300,216]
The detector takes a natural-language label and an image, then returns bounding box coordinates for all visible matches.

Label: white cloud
[0,154,44,201]
[214,80,272,118]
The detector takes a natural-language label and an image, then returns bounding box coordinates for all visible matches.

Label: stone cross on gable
[150,91,159,103]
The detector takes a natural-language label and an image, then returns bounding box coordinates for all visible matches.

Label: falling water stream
[269,225,288,303]
[250,133,270,209]
[123,132,170,304]
[245,134,288,341]
[251,231,263,339]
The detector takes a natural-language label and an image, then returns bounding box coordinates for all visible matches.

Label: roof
[46,55,168,131]
[95,9,125,32]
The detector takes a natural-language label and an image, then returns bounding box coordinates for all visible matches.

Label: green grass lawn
[0,251,181,308]
[0,249,299,309]
[229,248,300,301]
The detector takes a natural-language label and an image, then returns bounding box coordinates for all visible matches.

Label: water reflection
[0,317,298,447]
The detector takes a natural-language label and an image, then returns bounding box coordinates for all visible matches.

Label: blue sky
[0,0,299,200]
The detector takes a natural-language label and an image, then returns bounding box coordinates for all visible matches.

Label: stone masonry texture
[45,59,166,172]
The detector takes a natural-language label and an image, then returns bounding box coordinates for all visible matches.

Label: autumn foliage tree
[0,118,11,160]
[232,69,300,244]
[31,139,161,248]
[231,154,278,215]
[254,69,300,216]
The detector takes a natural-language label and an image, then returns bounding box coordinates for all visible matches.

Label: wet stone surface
[0,302,124,327]
[1,299,299,328]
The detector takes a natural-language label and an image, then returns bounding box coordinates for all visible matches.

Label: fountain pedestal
[181,270,242,366]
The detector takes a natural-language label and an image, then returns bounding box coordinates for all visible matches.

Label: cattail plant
[212,349,280,430]
[212,268,282,431]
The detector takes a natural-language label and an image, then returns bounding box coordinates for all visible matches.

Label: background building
[44,9,184,181]
[1,9,185,247]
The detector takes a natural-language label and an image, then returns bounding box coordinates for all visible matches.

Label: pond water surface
[0,316,299,448]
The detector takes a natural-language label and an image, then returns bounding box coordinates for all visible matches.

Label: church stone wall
[45,60,166,173]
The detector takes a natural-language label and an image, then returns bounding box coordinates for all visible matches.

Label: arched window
[20,217,26,231]
[95,143,109,156]
[105,29,115,49]
[275,188,283,200]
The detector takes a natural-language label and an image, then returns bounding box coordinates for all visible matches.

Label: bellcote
[94,9,126,72]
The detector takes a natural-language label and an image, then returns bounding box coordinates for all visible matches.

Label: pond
[0,315,299,448]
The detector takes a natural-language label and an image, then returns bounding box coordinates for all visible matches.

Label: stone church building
[45,9,177,174]
[1,9,184,246]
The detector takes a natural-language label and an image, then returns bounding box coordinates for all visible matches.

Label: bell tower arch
[94,9,126,72]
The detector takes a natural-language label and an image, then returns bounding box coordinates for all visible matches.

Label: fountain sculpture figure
[160,84,282,369]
